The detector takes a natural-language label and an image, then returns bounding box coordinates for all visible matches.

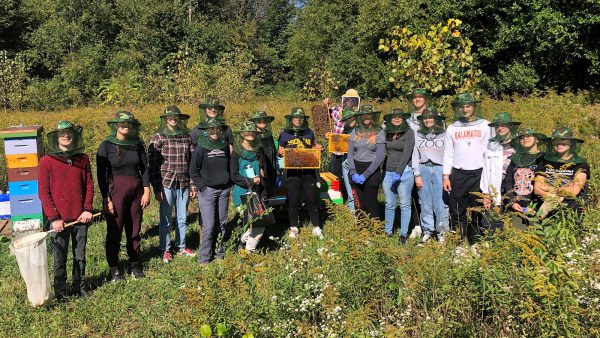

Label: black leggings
[349,161,381,219]
[286,170,320,228]
[448,168,482,243]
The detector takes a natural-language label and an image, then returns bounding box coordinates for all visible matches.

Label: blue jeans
[417,165,449,235]
[342,159,355,211]
[159,183,189,252]
[383,168,414,236]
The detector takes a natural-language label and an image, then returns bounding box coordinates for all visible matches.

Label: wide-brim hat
[383,108,410,121]
[284,107,309,120]
[107,111,139,124]
[160,105,190,120]
[549,127,584,143]
[510,127,547,148]
[341,88,360,98]
[199,97,225,110]
[235,121,258,133]
[339,108,357,122]
[452,92,481,106]
[355,105,381,116]
[416,107,445,120]
[407,88,432,101]
[249,111,275,123]
[199,117,226,129]
[488,112,521,127]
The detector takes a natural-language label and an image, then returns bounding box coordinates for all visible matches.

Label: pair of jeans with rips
[382,167,414,237]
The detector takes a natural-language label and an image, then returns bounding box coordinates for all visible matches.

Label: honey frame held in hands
[328,133,350,153]
[283,148,321,169]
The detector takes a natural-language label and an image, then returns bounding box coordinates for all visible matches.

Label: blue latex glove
[275,175,283,188]
[391,172,402,184]
[357,174,366,185]
[351,174,362,184]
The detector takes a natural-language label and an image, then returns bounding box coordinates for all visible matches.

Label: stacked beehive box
[0,125,45,234]
[319,172,343,205]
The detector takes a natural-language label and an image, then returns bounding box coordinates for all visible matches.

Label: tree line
[0,0,599,110]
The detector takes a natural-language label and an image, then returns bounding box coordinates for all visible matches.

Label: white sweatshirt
[480,140,515,205]
[443,119,492,175]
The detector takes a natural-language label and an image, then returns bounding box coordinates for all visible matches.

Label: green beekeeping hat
[383,108,410,134]
[199,97,225,110]
[406,88,432,101]
[249,111,275,123]
[488,112,521,127]
[46,120,84,157]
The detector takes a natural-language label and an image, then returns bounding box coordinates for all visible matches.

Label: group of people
[37,98,325,299]
[327,89,589,244]
[37,91,589,300]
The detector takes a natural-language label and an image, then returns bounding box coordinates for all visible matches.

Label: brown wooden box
[0,125,43,139]
[328,134,350,153]
[283,148,321,169]
[7,167,39,182]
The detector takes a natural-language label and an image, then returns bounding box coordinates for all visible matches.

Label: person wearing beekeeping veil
[277,107,323,239]
[149,106,197,264]
[39,121,94,300]
[97,111,150,281]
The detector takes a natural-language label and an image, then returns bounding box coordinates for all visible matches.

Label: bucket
[9,232,52,306]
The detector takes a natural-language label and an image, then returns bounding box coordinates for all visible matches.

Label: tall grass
[0,93,599,336]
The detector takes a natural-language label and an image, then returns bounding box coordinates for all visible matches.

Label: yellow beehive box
[283,148,321,169]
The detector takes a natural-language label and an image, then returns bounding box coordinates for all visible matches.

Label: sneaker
[130,263,145,279]
[438,234,446,244]
[109,269,125,282]
[399,236,408,244]
[289,227,299,239]
[312,227,324,239]
[162,251,173,263]
[421,233,432,244]
[177,248,196,257]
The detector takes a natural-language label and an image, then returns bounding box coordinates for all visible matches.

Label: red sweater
[38,154,94,222]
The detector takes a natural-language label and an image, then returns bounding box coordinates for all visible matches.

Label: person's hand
[357,174,366,184]
[252,177,261,185]
[314,144,323,150]
[275,175,283,188]
[351,174,361,184]
[154,190,163,202]
[77,211,93,223]
[52,219,65,232]
[277,147,284,157]
[323,98,330,107]
[443,177,452,192]
[483,197,491,210]
[103,198,115,216]
[325,132,331,139]
[415,176,423,189]
[511,203,523,213]
[189,189,197,199]
[141,189,150,209]
[391,172,402,184]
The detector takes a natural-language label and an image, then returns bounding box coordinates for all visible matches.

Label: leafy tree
[379,19,481,95]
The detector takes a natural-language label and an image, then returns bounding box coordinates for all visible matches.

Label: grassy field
[0,94,599,336]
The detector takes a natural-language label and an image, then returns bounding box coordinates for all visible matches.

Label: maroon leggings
[105,175,143,267]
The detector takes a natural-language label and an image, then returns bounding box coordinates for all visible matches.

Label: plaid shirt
[149,133,197,192]
[330,106,345,134]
